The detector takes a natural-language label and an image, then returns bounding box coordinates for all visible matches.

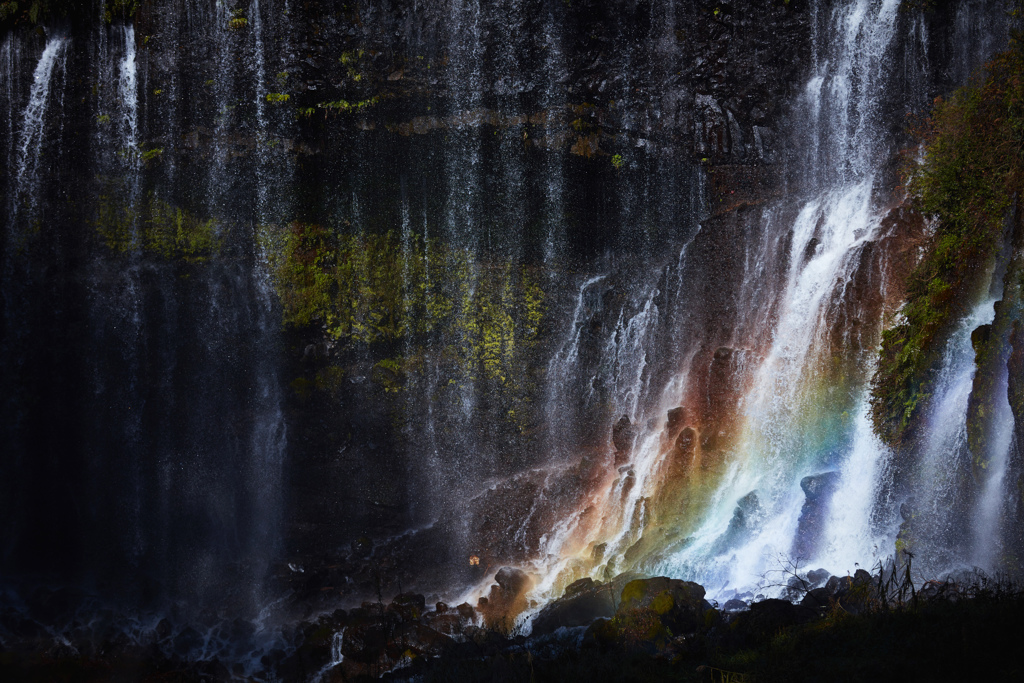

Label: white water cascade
[9,34,68,229]
[118,25,138,158]
[654,0,914,595]
[518,0,950,603]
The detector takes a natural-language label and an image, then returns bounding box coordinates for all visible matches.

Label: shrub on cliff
[871,36,1024,445]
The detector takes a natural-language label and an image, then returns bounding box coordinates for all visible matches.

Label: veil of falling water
[1,0,1022,653]
[520,0,1015,607]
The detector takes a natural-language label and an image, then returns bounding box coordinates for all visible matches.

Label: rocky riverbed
[3,564,1024,682]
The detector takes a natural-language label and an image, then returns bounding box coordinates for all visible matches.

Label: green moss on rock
[871,45,1024,445]
[259,221,547,405]
[97,194,221,263]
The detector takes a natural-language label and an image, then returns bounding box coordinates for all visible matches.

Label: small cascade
[972,363,1014,568]
[249,0,270,220]
[1,34,19,186]
[206,0,234,217]
[912,299,997,566]
[9,34,68,229]
[539,6,566,266]
[313,628,346,682]
[544,274,607,456]
[118,25,138,157]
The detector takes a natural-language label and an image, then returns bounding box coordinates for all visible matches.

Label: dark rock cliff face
[0,0,819,611]
[0,0,1009,620]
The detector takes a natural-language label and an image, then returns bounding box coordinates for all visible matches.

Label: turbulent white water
[518,0,938,603]
[647,0,991,597]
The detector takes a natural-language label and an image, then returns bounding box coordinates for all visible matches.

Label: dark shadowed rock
[456,603,475,621]
[172,626,204,656]
[531,578,617,636]
[666,406,687,431]
[722,598,749,613]
[612,415,638,465]
[618,577,710,636]
[389,593,426,621]
[155,618,172,640]
[793,471,841,558]
[825,574,851,595]
[801,472,841,500]
[800,587,832,610]
[728,598,816,646]
[391,622,451,657]
[663,407,688,444]
[425,613,463,636]
[580,577,712,654]
[820,569,878,615]
[495,567,531,596]
[853,569,872,586]
[713,491,761,552]
[478,567,533,629]
[807,568,830,586]
[565,577,596,596]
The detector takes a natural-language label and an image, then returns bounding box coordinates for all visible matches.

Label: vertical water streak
[245,0,288,599]
[118,25,138,156]
[250,0,269,220]
[438,0,485,510]
[916,299,995,560]
[814,401,892,573]
[118,24,141,220]
[543,274,606,456]
[972,366,1014,568]
[10,35,69,229]
[539,7,566,266]
[207,0,233,219]
[1,35,16,172]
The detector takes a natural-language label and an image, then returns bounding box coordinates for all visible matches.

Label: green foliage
[611,153,624,170]
[97,194,221,263]
[266,92,290,104]
[259,222,546,392]
[317,96,380,115]
[140,147,164,163]
[871,45,1024,444]
[338,50,364,66]
[104,0,138,23]
[228,9,247,30]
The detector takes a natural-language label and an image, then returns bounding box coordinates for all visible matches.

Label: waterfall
[1,34,18,188]
[249,0,270,220]
[540,7,566,266]
[9,35,68,229]
[118,25,138,157]
[1,0,1021,659]
[519,0,926,600]
[654,0,910,592]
